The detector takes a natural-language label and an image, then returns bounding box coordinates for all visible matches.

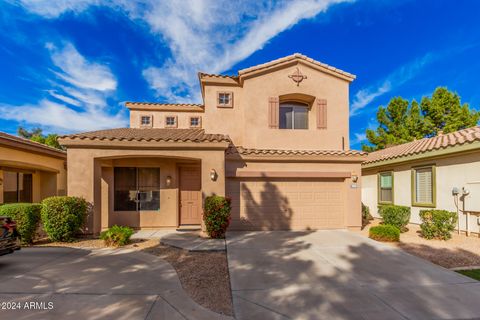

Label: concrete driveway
[0,247,230,320]
[227,230,480,320]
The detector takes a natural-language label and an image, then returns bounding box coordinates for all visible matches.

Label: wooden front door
[179,166,202,225]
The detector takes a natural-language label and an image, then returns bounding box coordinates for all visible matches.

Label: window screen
[379,172,393,203]
[279,102,308,129]
[415,167,433,204]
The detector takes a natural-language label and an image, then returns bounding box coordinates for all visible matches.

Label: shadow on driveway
[227,230,480,319]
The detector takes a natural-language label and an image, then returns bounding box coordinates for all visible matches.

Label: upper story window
[140,115,151,126]
[165,116,177,128]
[279,102,308,129]
[217,91,233,108]
[190,116,201,128]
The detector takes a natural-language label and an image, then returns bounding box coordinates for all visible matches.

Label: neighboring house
[58,53,367,234]
[0,132,67,204]
[362,126,480,235]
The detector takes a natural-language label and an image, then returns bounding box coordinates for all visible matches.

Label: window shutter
[317,99,327,129]
[415,168,433,203]
[268,97,279,128]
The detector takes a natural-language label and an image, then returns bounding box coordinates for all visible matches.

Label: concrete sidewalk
[132,229,226,251]
[0,247,232,320]
[227,230,480,319]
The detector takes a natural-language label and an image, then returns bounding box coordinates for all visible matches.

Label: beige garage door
[227,179,346,230]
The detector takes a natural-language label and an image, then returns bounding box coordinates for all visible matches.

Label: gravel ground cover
[358,219,480,269]
[143,244,233,316]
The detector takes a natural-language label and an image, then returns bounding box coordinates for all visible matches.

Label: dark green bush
[100,225,134,246]
[420,209,457,240]
[379,205,411,232]
[369,225,400,242]
[41,196,88,242]
[362,202,373,228]
[0,203,41,244]
[203,195,231,239]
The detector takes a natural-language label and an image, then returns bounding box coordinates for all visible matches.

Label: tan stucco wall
[130,110,204,129]
[200,64,350,149]
[66,147,226,234]
[362,151,480,234]
[0,145,67,204]
[129,61,351,151]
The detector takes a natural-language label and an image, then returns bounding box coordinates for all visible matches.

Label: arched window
[279,102,308,129]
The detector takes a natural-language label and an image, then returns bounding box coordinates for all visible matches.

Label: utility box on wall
[463,181,480,212]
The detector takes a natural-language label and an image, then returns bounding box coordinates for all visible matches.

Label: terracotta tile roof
[227,146,366,157]
[60,128,230,143]
[198,54,355,81]
[364,126,480,165]
[125,102,204,112]
[0,131,66,157]
[238,53,356,80]
[198,72,238,80]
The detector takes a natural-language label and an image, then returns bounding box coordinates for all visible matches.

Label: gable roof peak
[237,53,356,81]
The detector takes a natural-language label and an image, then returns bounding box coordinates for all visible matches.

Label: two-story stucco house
[59,54,367,234]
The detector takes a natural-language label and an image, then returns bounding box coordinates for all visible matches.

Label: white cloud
[47,90,82,107]
[0,41,127,132]
[49,43,117,91]
[18,0,352,102]
[350,53,435,116]
[0,99,125,132]
[351,132,367,145]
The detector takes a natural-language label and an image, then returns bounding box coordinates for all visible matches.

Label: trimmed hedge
[420,209,457,240]
[100,225,134,246]
[0,203,41,244]
[41,196,88,242]
[369,225,400,242]
[379,205,411,232]
[204,195,231,239]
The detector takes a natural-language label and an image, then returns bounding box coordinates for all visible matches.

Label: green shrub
[41,196,88,242]
[203,195,232,239]
[420,209,457,240]
[369,225,400,242]
[378,205,411,232]
[362,203,373,228]
[0,203,41,244]
[100,225,134,246]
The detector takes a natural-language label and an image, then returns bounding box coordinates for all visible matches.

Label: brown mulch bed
[358,219,480,269]
[32,237,159,250]
[143,244,233,316]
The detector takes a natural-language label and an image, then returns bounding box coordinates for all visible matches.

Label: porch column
[67,149,102,234]
[200,150,226,232]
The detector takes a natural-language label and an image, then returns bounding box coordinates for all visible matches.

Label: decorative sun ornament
[288,67,307,86]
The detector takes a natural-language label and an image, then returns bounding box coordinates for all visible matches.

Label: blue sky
[1,0,479,149]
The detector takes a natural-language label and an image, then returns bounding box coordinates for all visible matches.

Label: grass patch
[456,269,480,281]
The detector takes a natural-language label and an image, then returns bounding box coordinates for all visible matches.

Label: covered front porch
[59,128,230,234]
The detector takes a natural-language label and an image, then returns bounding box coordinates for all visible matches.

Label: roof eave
[58,138,230,150]
[362,141,480,169]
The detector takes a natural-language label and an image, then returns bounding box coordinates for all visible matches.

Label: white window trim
[165,115,178,128]
[140,115,153,127]
[217,91,233,108]
[189,116,202,128]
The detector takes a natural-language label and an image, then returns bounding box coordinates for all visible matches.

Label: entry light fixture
[165,175,172,187]
[351,175,358,183]
[210,169,218,181]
